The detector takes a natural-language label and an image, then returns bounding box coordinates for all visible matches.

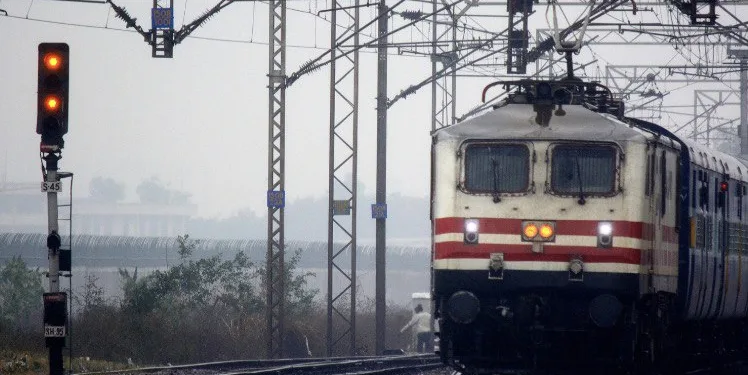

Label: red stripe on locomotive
[434,242,642,264]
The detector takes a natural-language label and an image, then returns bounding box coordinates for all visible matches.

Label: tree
[74,273,106,313]
[89,176,125,202]
[259,248,319,317]
[0,257,44,328]
[119,235,262,316]
[136,177,191,205]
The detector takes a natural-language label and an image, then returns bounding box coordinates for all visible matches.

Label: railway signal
[37,43,69,150]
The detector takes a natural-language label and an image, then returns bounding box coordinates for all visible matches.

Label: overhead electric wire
[284,0,461,88]
[0,12,422,57]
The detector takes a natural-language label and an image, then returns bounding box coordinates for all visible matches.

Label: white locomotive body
[431,80,748,373]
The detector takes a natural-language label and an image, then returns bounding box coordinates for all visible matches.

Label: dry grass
[0,350,129,375]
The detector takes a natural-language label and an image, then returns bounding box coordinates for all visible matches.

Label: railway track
[77,353,444,375]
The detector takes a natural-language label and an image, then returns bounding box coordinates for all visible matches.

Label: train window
[550,144,616,195]
[660,152,667,216]
[648,152,655,195]
[464,144,529,193]
[738,183,743,220]
[645,152,654,196]
[691,170,697,209]
[714,177,719,213]
[703,175,709,211]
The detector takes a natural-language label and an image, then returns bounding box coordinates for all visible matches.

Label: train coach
[430,79,748,373]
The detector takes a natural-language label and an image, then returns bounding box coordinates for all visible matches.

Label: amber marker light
[44,96,61,112]
[539,224,554,239]
[523,223,539,239]
[44,53,62,70]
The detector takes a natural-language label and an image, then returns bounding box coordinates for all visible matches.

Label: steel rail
[222,354,442,375]
[342,363,445,375]
[75,356,373,375]
[76,354,441,375]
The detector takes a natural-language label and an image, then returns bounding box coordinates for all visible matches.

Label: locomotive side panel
[645,143,680,294]
[682,146,748,320]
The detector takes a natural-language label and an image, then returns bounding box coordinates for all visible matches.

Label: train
[430,78,748,374]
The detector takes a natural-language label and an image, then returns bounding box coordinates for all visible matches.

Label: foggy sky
[1,0,743,220]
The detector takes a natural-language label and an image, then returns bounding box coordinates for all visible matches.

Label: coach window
[691,170,697,209]
[645,151,654,196]
[550,144,617,195]
[464,144,530,194]
[703,173,710,211]
[714,177,719,213]
[660,151,667,216]
[737,183,743,220]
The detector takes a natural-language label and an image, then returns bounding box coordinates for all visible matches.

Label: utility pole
[728,48,748,157]
[742,59,747,158]
[375,0,388,356]
[327,0,360,357]
[44,153,64,375]
[738,54,748,158]
[266,0,287,359]
[37,42,69,375]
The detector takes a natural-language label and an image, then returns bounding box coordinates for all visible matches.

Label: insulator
[400,10,423,20]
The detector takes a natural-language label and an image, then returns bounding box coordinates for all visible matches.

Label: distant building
[0,182,195,237]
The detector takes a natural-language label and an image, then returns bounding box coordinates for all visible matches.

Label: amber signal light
[44,96,61,112]
[539,224,554,239]
[522,220,556,242]
[43,53,62,70]
[523,223,538,239]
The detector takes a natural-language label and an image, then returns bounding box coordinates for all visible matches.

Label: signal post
[37,42,70,375]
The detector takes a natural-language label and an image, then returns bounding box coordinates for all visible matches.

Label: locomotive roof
[434,104,646,143]
[435,103,748,180]
[684,138,748,179]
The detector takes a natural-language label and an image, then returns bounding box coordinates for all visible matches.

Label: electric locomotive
[430,78,748,373]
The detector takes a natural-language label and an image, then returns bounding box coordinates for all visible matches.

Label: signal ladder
[56,171,74,374]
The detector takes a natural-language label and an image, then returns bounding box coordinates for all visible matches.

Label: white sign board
[41,181,62,193]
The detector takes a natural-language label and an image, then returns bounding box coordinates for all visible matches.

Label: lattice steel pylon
[327,0,359,357]
[267,0,286,359]
[151,0,174,58]
[689,90,740,148]
[431,1,472,131]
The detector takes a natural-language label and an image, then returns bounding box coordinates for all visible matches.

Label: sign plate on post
[333,200,351,216]
[267,190,285,208]
[152,7,174,29]
[43,292,67,344]
[41,181,62,193]
[44,326,66,338]
[371,203,387,219]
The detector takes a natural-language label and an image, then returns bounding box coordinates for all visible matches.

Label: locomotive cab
[430,80,692,373]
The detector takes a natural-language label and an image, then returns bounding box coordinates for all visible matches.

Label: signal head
[43,53,63,71]
[43,95,62,112]
[37,43,69,148]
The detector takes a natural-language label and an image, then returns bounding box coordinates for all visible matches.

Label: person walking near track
[400,304,432,353]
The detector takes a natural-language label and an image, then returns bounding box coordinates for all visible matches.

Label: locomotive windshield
[551,144,616,195]
[464,144,529,193]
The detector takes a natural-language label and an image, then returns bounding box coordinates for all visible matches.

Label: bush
[0,257,44,353]
[2,235,423,364]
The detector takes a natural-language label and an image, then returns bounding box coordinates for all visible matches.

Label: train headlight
[464,218,479,244]
[539,224,554,239]
[597,221,613,248]
[447,291,480,325]
[523,223,538,239]
[522,221,556,242]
